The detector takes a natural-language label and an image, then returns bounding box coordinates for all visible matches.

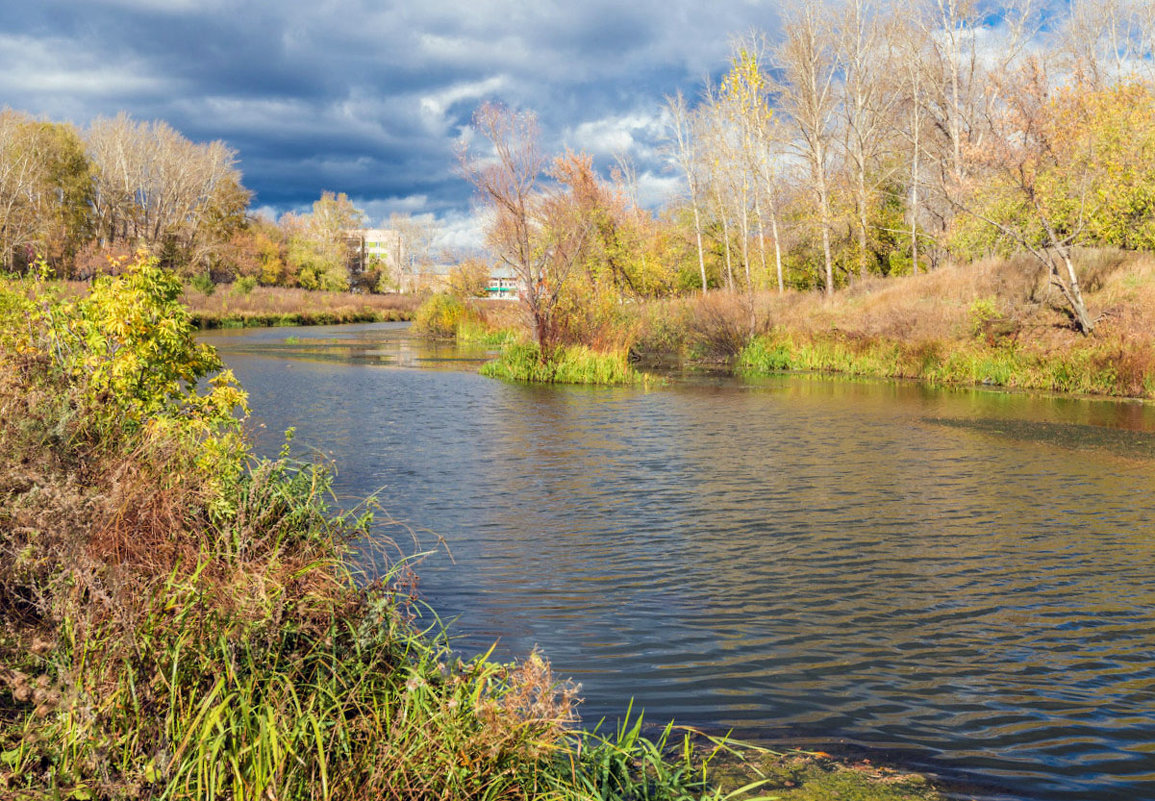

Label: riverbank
[182,284,420,328]
[634,250,1155,399]
[53,279,421,328]
[419,250,1155,396]
[1,262,944,798]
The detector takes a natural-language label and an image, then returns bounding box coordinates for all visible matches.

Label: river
[203,321,1155,801]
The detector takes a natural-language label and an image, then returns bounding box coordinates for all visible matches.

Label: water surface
[204,322,1155,801]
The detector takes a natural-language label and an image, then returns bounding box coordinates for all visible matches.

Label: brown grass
[755,249,1155,347]
[182,286,421,326]
[56,281,422,327]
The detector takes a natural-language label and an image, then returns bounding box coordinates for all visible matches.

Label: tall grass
[481,343,643,385]
[414,293,523,345]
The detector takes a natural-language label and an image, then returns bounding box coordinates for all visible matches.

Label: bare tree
[665,92,709,293]
[1060,0,1155,89]
[86,113,247,270]
[386,212,436,292]
[775,0,841,295]
[837,0,900,277]
[457,102,585,354]
[888,11,935,274]
[699,87,738,292]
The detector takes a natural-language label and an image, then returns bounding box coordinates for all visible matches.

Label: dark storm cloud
[0,0,782,239]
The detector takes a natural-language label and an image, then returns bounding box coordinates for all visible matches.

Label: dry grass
[182,286,421,326]
[55,281,421,327]
[756,249,1155,346]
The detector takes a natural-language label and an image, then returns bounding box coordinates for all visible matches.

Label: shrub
[232,274,258,295]
[187,270,215,296]
[685,292,756,363]
[413,292,467,338]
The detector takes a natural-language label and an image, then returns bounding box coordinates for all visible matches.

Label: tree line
[462,0,1155,345]
[0,111,436,291]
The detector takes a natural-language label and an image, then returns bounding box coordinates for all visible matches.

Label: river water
[203,322,1155,801]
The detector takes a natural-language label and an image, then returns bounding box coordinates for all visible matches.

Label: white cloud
[636,171,683,210]
[0,35,169,116]
[434,208,489,255]
[419,76,508,131]
[565,110,668,160]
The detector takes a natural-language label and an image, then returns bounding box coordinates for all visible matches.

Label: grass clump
[710,750,944,801]
[457,317,519,346]
[481,342,643,385]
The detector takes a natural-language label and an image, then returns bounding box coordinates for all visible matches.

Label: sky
[0,0,785,251]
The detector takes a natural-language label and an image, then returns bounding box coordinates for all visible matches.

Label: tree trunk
[692,202,707,294]
[771,211,784,293]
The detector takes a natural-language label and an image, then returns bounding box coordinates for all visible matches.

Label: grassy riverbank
[1,259,942,798]
[737,251,1155,397]
[419,250,1155,395]
[625,250,1155,398]
[182,284,420,328]
[50,281,420,329]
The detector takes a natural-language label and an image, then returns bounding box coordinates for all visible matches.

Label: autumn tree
[284,191,365,291]
[953,62,1155,333]
[836,0,899,277]
[0,112,92,272]
[86,113,248,272]
[665,92,710,293]
[457,102,587,354]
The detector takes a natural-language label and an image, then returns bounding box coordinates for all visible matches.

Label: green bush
[738,335,796,372]
[187,270,215,296]
[232,275,258,295]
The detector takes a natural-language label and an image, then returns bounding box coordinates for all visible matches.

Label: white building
[350,228,402,274]
[486,265,522,299]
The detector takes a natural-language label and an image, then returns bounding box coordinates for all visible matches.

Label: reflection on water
[203,323,1155,801]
